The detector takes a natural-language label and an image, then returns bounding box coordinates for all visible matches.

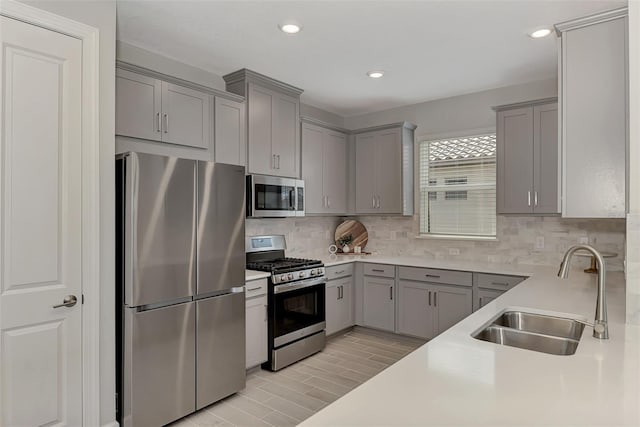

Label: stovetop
[246,257,323,275]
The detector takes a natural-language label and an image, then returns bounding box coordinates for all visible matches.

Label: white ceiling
[116,0,626,117]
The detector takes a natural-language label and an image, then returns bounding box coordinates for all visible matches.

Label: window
[419,134,497,238]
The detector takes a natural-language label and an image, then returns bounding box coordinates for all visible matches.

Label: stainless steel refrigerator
[116,152,246,427]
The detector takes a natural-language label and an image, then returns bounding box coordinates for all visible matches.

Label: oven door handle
[274,276,327,294]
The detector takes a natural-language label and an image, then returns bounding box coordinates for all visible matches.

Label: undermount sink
[473,311,585,356]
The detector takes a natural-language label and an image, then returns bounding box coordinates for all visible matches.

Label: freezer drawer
[121,152,196,306]
[197,162,246,295]
[122,302,195,427]
[196,291,246,409]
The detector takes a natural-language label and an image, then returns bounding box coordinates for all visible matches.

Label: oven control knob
[280,275,287,282]
[299,272,305,279]
[288,273,293,280]
[310,270,316,276]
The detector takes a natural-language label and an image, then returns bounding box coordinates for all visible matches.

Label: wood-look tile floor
[171,327,426,427]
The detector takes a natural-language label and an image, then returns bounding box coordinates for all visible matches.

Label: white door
[323,130,348,214]
[362,276,395,332]
[397,281,433,339]
[301,123,325,213]
[162,81,211,149]
[325,281,340,335]
[0,16,83,426]
[115,69,162,141]
[434,285,473,335]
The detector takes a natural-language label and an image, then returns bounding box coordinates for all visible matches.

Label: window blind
[419,134,497,237]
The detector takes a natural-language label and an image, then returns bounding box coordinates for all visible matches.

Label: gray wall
[20,1,116,425]
[344,78,557,137]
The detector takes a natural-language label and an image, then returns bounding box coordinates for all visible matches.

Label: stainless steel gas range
[246,235,326,371]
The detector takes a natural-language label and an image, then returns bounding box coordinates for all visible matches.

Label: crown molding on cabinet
[554,6,627,35]
[223,68,304,98]
[116,60,245,103]
[492,97,558,112]
[349,121,417,135]
[300,116,349,134]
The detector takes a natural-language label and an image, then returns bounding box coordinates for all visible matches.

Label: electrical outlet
[535,236,545,250]
[578,236,589,244]
[449,248,460,256]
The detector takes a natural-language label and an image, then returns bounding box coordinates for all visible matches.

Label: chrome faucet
[558,245,609,339]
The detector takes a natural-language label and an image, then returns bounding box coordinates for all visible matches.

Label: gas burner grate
[247,257,323,274]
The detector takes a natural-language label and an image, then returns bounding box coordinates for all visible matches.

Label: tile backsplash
[246,215,626,271]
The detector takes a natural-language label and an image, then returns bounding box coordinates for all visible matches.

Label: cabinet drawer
[363,263,395,278]
[326,263,354,280]
[399,266,472,287]
[245,278,268,299]
[474,273,525,291]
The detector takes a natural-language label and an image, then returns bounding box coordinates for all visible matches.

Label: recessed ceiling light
[279,23,301,34]
[529,28,552,38]
[367,71,384,79]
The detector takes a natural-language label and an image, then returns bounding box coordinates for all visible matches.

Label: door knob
[53,295,77,309]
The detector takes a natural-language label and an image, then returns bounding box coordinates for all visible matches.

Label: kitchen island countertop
[300,257,640,426]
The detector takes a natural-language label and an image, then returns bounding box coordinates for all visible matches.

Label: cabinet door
[215,97,246,166]
[337,279,354,332]
[375,129,402,214]
[533,103,559,214]
[272,92,300,178]
[475,288,504,311]
[362,276,395,332]
[245,295,268,369]
[323,130,348,214]
[497,107,534,214]
[301,123,326,213]
[562,17,626,218]
[397,281,433,339]
[355,133,378,213]
[247,83,274,175]
[434,285,472,335]
[116,69,162,141]
[325,281,341,336]
[161,81,211,149]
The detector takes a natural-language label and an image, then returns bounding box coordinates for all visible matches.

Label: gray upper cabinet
[162,82,211,149]
[354,122,415,215]
[223,69,303,178]
[116,67,211,149]
[214,97,246,166]
[496,99,559,215]
[116,68,162,141]
[556,8,627,218]
[301,120,348,214]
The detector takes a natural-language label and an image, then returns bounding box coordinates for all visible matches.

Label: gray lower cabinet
[354,122,415,215]
[214,97,246,166]
[245,278,268,369]
[397,280,472,340]
[472,272,526,311]
[116,67,211,149]
[326,276,353,336]
[362,273,395,332]
[301,121,348,214]
[556,8,627,218]
[495,99,558,214]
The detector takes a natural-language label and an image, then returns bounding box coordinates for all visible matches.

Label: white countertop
[245,270,270,281]
[299,258,640,426]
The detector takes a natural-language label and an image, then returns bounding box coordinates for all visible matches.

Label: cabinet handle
[534,191,538,207]
[272,154,276,169]
[376,196,381,209]
[389,286,393,300]
[428,291,431,306]
[247,286,262,292]
[491,282,509,287]
[425,274,440,279]
[327,196,330,208]
[276,154,280,169]
[340,285,344,300]
[372,196,376,209]
[372,269,385,273]
[337,285,341,300]
[434,292,437,307]
[335,270,345,275]
[163,113,169,133]
[527,191,531,207]
[156,112,161,132]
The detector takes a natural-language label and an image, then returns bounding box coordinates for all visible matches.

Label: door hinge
[81,294,85,304]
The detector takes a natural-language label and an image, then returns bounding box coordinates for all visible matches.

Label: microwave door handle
[289,189,295,210]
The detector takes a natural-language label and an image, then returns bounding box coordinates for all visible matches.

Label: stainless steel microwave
[246,174,305,217]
